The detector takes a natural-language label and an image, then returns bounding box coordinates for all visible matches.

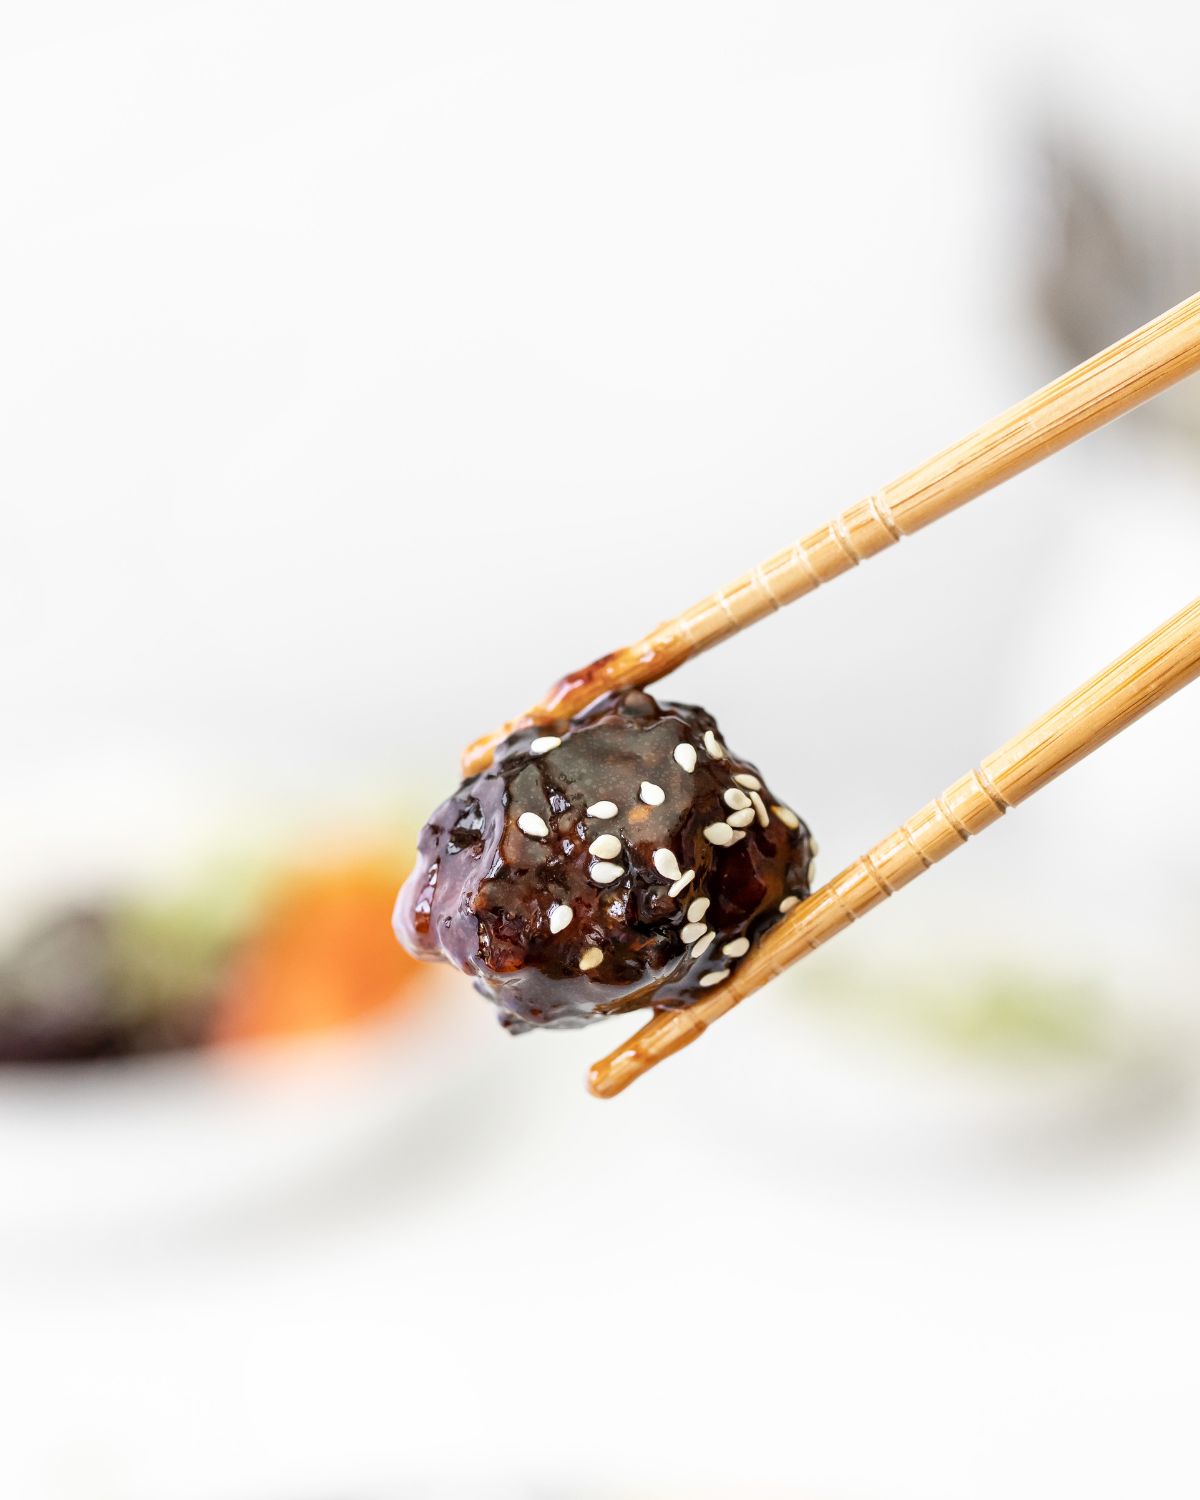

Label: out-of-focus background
[2,4,1199,1497]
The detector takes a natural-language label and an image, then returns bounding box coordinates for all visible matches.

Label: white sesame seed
[703,822,734,846]
[652,848,682,881]
[703,730,725,760]
[579,946,603,971]
[517,812,549,838]
[529,736,561,755]
[733,773,762,790]
[589,860,624,885]
[639,780,665,806]
[587,800,619,819]
[749,790,769,827]
[673,743,698,773]
[728,830,746,844]
[806,858,818,885]
[691,930,717,958]
[680,921,708,944]
[722,936,750,958]
[723,788,752,811]
[668,870,695,898]
[726,807,755,828]
[773,804,800,829]
[548,904,574,934]
[686,897,710,923]
[588,833,622,860]
[699,968,730,987]
[809,837,820,856]
[779,895,800,913]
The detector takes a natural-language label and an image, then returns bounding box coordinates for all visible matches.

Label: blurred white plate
[691,958,1199,1185]
[0,972,496,1248]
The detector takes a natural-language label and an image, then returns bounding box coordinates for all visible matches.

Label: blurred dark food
[0,850,424,1065]
[1033,128,1200,449]
[0,908,214,1062]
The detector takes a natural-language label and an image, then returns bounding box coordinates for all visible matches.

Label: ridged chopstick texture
[588,594,1200,1097]
[464,291,1200,778]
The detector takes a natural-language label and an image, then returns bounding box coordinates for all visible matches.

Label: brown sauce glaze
[396,689,813,1033]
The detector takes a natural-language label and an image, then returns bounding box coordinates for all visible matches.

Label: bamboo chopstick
[587,594,1200,1098]
[463,290,1200,777]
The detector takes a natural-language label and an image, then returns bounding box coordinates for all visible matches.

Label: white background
[2,4,1200,1497]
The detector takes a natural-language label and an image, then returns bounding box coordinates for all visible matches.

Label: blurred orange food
[213,856,424,1044]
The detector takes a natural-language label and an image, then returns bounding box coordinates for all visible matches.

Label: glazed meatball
[394,689,814,1032]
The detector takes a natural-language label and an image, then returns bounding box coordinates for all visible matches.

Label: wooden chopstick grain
[463,290,1200,777]
[588,594,1200,1097]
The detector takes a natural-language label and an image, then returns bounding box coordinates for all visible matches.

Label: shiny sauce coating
[394,690,814,1032]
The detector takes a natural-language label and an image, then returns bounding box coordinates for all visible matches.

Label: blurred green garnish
[806,961,1113,1061]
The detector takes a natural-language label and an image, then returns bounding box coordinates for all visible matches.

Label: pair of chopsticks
[466,291,1200,1098]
